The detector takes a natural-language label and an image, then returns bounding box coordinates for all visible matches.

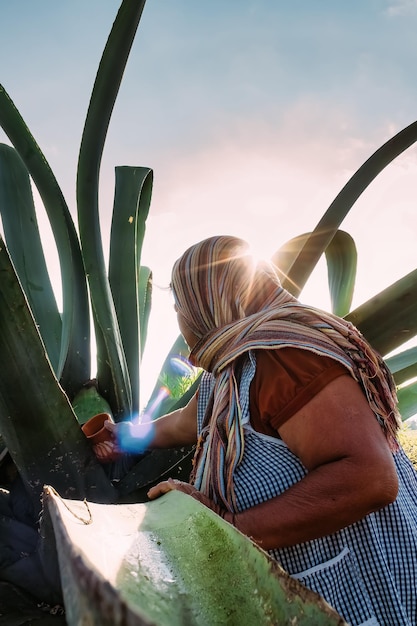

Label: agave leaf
[44,487,346,625]
[385,347,417,386]
[0,86,90,399]
[0,234,116,510]
[115,446,195,501]
[138,265,152,360]
[283,121,417,296]
[345,269,417,356]
[272,232,310,292]
[71,381,114,426]
[324,230,357,317]
[109,167,153,415]
[0,144,61,372]
[161,374,202,414]
[146,374,201,423]
[77,0,147,418]
[144,334,195,418]
[397,381,417,421]
[272,230,357,317]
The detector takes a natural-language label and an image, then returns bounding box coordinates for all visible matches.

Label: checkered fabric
[196,353,417,626]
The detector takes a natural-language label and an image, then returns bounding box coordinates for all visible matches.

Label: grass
[398,424,417,469]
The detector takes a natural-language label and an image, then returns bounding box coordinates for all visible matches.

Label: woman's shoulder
[254,347,346,381]
[251,348,349,430]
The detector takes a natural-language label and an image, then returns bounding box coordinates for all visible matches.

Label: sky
[0,0,417,406]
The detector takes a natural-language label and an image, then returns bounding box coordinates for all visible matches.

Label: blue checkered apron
[197,352,417,626]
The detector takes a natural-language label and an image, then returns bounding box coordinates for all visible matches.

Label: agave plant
[0,0,416,617]
[271,120,417,419]
[0,0,198,508]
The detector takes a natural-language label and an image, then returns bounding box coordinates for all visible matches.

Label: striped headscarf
[171,235,401,512]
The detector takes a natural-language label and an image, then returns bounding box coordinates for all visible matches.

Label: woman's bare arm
[234,375,399,550]
[149,393,198,448]
[105,393,198,452]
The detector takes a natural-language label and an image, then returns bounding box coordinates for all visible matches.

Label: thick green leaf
[0,144,61,372]
[386,346,417,386]
[162,374,202,414]
[77,0,147,419]
[272,232,310,293]
[109,167,153,415]
[145,334,196,418]
[272,230,357,316]
[71,381,114,426]
[0,86,90,399]
[0,235,116,510]
[283,121,417,296]
[324,230,357,317]
[346,269,417,356]
[138,265,152,360]
[115,446,195,501]
[45,488,346,625]
[397,381,417,421]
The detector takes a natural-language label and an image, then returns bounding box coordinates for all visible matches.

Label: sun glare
[247,238,274,267]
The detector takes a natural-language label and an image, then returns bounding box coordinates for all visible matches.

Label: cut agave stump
[43,486,346,626]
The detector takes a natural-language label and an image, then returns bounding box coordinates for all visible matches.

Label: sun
[246,237,274,267]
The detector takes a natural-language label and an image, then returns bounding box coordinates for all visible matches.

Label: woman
[107,235,417,626]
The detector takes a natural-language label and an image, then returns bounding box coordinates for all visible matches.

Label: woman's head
[171,235,283,342]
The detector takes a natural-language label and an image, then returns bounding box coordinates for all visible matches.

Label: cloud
[385,0,417,16]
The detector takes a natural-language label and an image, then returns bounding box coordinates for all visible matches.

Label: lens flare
[117,420,155,454]
[143,386,171,420]
[117,386,172,454]
[170,355,194,377]
[117,356,197,455]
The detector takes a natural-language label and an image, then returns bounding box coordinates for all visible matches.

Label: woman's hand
[147,477,194,499]
[148,478,235,525]
[105,419,155,454]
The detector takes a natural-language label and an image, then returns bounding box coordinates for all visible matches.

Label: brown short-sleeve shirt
[250,348,348,437]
